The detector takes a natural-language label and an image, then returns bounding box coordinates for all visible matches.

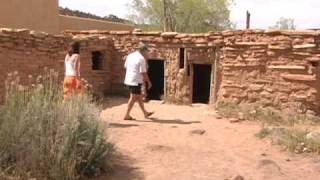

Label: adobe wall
[0,0,60,34]
[0,0,134,34]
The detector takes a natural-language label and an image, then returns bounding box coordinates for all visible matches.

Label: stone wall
[0,28,114,101]
[1,28,320,114]
[221,30,320,113]
[67,30,223,103]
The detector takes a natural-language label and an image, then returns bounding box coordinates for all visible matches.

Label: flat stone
[109,31,131,35]
[235,42,268,46]
[267,65,306,70]
[281,74,316,81]
[133,31,161,36]
[229,118,241,123]
[161,32,178,38]
[293,44,316,49]
[30,30,48,38]
[190,129,206,135]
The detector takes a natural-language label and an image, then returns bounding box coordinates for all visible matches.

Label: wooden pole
[163,0,169,32]
[246,10,251,29]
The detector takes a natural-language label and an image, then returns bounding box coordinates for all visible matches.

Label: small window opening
[92,51,103,70]
[179,48,185,69]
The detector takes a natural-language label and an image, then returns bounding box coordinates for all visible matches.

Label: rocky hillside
[59,7,131,24]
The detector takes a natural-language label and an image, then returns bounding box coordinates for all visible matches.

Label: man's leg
[137,94,153,118]
[124,93,136,119]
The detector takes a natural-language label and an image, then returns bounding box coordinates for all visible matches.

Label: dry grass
[216,100,320,154]
[0,70,113,179]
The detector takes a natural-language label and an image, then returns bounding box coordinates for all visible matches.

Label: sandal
[124,116,136,120]
[145,112,154,118]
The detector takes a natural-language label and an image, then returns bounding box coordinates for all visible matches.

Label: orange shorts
[63,76,82,100]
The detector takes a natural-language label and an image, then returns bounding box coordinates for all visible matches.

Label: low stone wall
[0,28,114,101]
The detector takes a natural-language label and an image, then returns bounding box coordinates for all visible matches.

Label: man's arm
[142,73,152,90]
[140,59,152,89]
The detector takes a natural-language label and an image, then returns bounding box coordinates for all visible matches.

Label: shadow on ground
[128,117,201,125]
[109,123,140,128]
[97,153,145,180]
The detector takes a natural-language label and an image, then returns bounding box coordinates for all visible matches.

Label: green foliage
[270,17,296,30]
[0,70,113,179]
[255,128,271,139]
[129,0,234,32]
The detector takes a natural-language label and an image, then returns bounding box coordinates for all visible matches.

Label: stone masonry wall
[1,28,320,114]
[0,28,114,101]
[66,30,223,103]
[221,30,320,113]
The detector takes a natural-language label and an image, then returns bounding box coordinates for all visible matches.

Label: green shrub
[0,70,113,179]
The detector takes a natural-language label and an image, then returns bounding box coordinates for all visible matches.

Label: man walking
[123,42,154,120]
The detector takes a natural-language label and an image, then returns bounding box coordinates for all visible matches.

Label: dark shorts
[127,84,142,95]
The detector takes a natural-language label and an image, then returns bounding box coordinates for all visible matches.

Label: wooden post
[246,10,251,29]
[163,0,169,32]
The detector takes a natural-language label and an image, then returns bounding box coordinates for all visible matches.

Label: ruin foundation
[1,28,320,114]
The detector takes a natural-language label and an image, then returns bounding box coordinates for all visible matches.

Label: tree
[271,17,296,30]
[128,0,234,33]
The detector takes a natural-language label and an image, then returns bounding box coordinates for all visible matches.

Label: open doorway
[147,59,165,100]
[192,64,212,103]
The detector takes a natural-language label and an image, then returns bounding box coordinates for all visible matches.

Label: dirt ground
[99,97,320,180]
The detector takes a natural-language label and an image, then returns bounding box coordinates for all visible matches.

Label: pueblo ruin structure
[1,28,320,114]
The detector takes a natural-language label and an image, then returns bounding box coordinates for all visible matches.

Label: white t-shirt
[65,54,80,76]
[124,51,147,86]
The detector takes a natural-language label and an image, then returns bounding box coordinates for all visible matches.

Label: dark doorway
[193,64,212,103]
[147,59,165,100]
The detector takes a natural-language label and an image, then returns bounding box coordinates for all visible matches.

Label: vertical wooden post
[163,0,169,32]
[212,47,220,106]
[246,10,251,29]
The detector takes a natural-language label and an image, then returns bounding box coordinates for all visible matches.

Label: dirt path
[100,98,320,180]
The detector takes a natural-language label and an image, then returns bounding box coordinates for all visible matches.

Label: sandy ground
[99,97,320,180]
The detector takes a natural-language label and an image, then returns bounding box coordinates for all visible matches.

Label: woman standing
[63,41,81,100]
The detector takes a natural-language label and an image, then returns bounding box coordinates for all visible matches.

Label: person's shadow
[129,117,201,125]
[97,153,145,180]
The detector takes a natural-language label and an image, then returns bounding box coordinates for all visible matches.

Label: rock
[231,175,244,180]
[229,118,241,123]
[306,132,320,141]
[306,110,316,117]
[261,153,267,156]
[133,28,142,32]
[190,129,206,135]
[238,112,245,120]
[216,115,223,119]
[161,32,178,38]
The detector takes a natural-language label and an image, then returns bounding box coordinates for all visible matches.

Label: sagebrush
[0,70,113,179]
